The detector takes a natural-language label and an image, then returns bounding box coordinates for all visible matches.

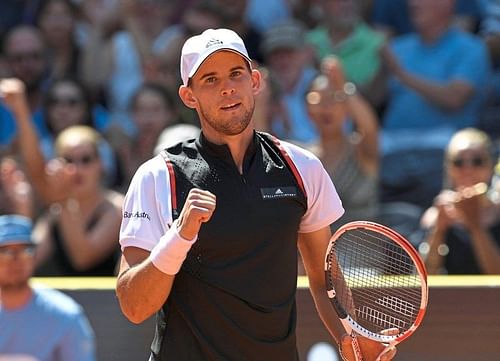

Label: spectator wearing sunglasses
[0,214,96,360]
[418,128,500,274]
[32,125,124,276]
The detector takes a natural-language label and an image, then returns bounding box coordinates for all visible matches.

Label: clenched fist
[176,188,216,240]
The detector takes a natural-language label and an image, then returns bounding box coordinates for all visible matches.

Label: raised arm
[321,57,379,174]
[0,78,73,204]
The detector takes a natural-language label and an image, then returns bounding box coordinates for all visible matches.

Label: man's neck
[203,126,254,174]
[0,285,33,311]
[420,23,450,44]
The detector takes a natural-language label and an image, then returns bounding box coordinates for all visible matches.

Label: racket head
[324,221,428,344]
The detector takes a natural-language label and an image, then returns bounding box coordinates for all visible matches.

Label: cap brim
[0,240,35,247]
[187,47,251,83]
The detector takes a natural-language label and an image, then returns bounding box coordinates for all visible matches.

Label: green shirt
[306,22,385,86]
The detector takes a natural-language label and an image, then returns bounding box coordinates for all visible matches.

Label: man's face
[5,28,46,91]
[321,0,360,30]
[409,0,454,31]
[184,51,260,137]
[0,244,35,290]
[266,47,305,90]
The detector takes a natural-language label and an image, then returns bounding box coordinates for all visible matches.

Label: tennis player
[116,28,396,361]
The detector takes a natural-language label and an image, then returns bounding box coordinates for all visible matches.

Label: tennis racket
[324,221,428,361]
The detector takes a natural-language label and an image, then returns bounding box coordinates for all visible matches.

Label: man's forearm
[116,259,174,324]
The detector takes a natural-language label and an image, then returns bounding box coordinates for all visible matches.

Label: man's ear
[178,85,197,109]
[251,68,262,96]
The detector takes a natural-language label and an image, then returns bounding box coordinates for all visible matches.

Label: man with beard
[116,28,397,361]
[0,214,96,360]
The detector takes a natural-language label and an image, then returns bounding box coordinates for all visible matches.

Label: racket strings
[327,228,424,334]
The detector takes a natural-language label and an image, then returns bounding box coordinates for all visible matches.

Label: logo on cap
[206,38,224,48]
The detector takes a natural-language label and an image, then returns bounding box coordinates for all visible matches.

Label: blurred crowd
[1,0,500,279]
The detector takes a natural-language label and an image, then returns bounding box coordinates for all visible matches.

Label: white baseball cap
[180,28,251,86]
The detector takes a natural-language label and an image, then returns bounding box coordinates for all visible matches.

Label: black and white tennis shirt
[120,131,344,361]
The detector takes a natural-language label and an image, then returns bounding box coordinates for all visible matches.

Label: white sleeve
[281,141,344,233]
[119,156,173,251]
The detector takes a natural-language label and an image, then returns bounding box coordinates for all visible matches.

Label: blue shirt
[0,288,96,361]
[0,103,50,147]
[272,67,319,143]
[372,0,483,35]
[383,28,491,133]
[0,104,16,147]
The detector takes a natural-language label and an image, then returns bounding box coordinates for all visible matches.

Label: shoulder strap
[259,132,307,200]
[159,150,179,221]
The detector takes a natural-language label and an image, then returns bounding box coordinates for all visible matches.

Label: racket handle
[339,334,364,361]
[351,334,364,361]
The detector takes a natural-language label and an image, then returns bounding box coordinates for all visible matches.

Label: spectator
[32,125,124,276]
[3,77,119,192]
[81,0,178,137]
[212,0,264,63]
[147,0,223,125]
[290,0,324,30]
[0,1,43,57]
[306,0,386,108]
[261,20,318,143]
[475,0,500,142]
[251,64,286,134]
[245,0,291,34]
[36,78,116,180]
[419,128,500,274]
[3,25,49,113]
[2,25,51,140]
[118,83,180,187]
[379,0,491,208]
[305,56,379,229]
[0,214,96,360]
[372,0,483,38]
[0,78,123,276]
[35,0,83,82]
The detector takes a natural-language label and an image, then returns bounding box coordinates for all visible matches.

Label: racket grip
[339,334,364,361]
[351,334,364,361]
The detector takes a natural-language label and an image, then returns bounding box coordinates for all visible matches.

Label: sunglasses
[48,96,83,107]
[0,246,36,261]
[450,156,488,168]
[63,154,97,166]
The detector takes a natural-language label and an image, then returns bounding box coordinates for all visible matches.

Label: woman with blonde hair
[419,127,500,274]
[34,125,123,275]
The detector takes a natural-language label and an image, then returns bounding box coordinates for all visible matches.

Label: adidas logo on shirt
[260,187,297,200]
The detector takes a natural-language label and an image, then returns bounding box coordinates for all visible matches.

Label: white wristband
[149,222,198,275]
